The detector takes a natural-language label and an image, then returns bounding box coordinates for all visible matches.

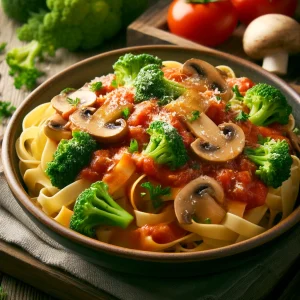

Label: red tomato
[167,0,238,47]
[231,0,298,25]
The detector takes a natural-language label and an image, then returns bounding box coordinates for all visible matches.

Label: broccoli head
[46,131,97,189]
[244,138,292,188]
[134,64,187,105]
[1,0,48,23]
[17,0,123,52]
[113,53,162,87]
[243,83,292,126]
[6,40,44,90]
[143,120,188,170]
[70,181,133,237]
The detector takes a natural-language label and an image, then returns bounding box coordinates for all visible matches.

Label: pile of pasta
[16,61,300,252]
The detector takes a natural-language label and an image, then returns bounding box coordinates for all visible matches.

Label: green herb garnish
[121,107,131,120]
[215,95,221,102]
[140,182,171,209]
[235,111,249,122]
[232,85,244,101]
[67,97,80,107]
[204,218,211,224]
[90,81,102,92]
[188,110,200,122]
[61,87,76,94]
[225,102,231,112]
[129,139,138,153]
[111,79,118,88]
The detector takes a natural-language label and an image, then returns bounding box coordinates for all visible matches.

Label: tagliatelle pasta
[16,54,300,252]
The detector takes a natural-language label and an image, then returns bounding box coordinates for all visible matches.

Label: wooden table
[1,1,300,299]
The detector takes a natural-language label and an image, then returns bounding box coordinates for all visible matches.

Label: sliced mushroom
[175,176,226,224]
[51,89,97,115]
[191,118,245,162]
[182,59,232,101]
[44,114,72,141]
[70,107,128,143]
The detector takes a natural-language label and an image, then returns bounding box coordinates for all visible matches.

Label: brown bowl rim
[2,45,300,262]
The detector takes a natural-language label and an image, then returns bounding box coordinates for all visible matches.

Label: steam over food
[16,53,300,252]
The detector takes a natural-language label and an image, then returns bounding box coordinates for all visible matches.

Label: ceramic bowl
[2,46,300,276]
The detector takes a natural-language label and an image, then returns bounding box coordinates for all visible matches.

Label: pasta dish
[16,53,300,252]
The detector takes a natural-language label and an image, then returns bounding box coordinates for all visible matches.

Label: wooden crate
[127,0,300,92]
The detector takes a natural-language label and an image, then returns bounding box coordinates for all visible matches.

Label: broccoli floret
[1,0,48,23]
[46,131,97,189]
[134,64,186,105]
[70,181,133,237]
[17,0,123,52]
[243,83,292,126]
[244,138,292,188]
[143,120,188,170]
[113,53,162,87]
[6,40,44,90]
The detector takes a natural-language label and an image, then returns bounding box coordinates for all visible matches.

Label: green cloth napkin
[0,175,299,300]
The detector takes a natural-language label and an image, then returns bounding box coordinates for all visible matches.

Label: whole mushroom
[243,14,300,75]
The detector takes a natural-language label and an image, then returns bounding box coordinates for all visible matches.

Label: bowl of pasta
[2,45,300,276]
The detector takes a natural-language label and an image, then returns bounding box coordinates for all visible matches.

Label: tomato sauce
[80,70,289,211]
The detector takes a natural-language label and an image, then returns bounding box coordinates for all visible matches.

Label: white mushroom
[51,89,97,115]
[174,176,226,224]
[70,107,128,143]
[181,59,232,101]
[44,114,72,141]
[191,118,245,162]
[243,14,300,75]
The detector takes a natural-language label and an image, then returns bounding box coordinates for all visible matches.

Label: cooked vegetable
[6,40,44,90]
[232,85,244,101]
[231,0,297,25]
[1,0,48,23]
[244,138,292,188]
[235,111,249,122]
[0,101,16,122]
[46,131,97,189]
[113,53,162,87]
[134,64,186,105]
[143,120,188,170]
[167,0,238,47]
[89,82,102,92]
[141,182,171,209]
[243,83,292,126]
[128,139,139,153]
[70,181,133,237]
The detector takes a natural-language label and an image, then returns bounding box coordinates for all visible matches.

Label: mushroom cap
[243,14,300,59]
[51,89,97,115]
[182,59,232,101]
[44,114,72,141]
[70,107,128,143]
[191,122,245,162]
[174,176,226,224]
